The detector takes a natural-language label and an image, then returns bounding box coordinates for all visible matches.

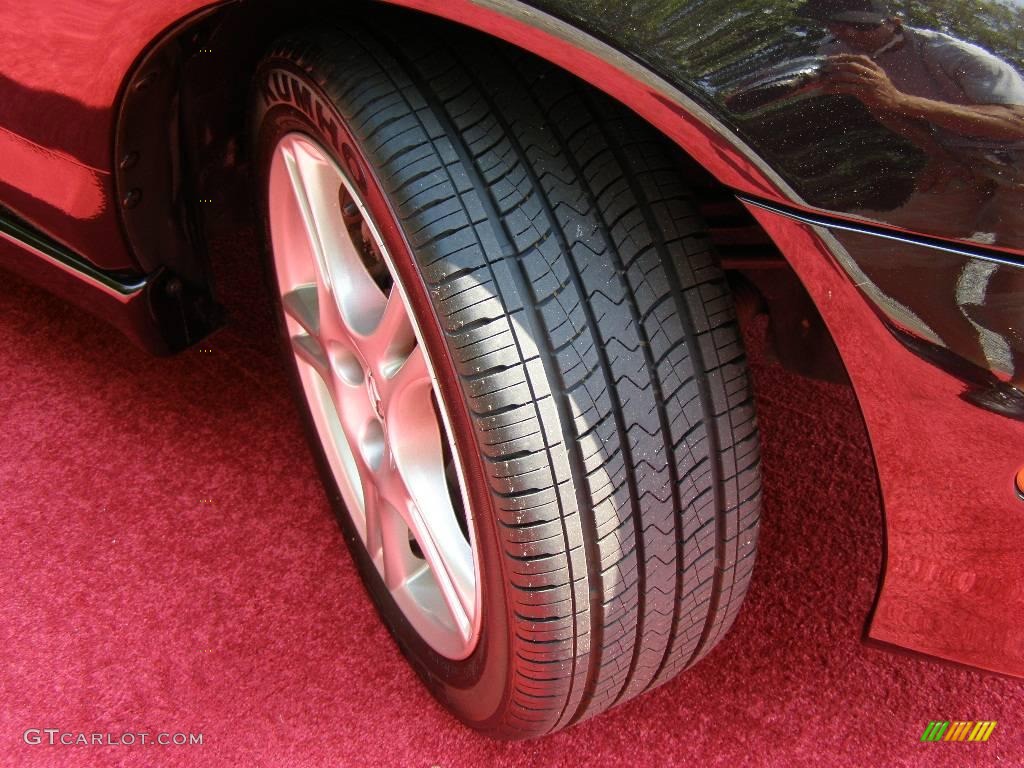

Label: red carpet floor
[2,237,1022,768]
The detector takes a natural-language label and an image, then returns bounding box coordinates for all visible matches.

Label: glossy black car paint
[529,1,1024,249]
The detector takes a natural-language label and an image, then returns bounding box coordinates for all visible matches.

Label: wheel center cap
[366,373,384,421]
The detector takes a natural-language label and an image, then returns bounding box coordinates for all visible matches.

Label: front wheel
[252,19,761,739]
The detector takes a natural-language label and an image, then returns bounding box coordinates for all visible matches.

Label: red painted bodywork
[0,1,214,271]
[747,208,1024,675]
[1,0,1021,675]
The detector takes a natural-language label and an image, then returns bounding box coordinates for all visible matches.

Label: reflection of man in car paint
[799,0,1024,241]
[797,0,1024,418]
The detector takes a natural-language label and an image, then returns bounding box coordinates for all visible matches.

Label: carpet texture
[1,238,1021,768]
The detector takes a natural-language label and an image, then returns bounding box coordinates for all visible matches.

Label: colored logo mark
[921,721,997,742]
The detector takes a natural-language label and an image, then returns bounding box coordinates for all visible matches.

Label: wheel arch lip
[381,0,796,206]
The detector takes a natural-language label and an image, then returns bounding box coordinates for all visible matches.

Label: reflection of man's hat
[795,0,891,24]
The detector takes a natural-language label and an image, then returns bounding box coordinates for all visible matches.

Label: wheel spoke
[278,143,349,347]
[290,333,331,383]
[286,150,350,347]
[381,507,412,592]
[282,284,319,336]
[383,349,474,639]
[379,344,431,414]
[315,271,349,349]
[405,498,474,639]
[336,388,379,463]
[289,139,387,337]
[374,457,473,639]
[362,287,417,378]
[281,142,334,293]
[363,487,407,590]
[363,483,383,559]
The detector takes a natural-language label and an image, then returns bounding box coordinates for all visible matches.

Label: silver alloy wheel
[267,132,482,659]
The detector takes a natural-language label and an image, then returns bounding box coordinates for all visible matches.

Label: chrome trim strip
[0,206,147,302]
[739,196,1024,270]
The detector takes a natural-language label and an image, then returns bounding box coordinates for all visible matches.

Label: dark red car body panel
[1,0,1021,676]
[0,1,213,271]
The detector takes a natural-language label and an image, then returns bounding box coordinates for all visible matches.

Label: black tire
[252,17,761,739]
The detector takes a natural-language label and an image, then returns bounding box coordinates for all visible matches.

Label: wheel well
[114,0,845,382]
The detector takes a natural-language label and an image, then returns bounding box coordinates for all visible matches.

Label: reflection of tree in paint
[530,0,1023,210]
[888,0,1023,71]
[532,0,1023,90]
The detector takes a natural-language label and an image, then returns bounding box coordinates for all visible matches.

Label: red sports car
[1,0,1021,738]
